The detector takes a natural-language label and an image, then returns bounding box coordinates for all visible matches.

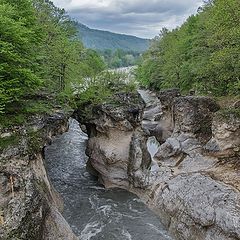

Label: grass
[27,130,44,155]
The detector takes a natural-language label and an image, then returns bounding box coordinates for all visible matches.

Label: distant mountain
[76,23,150,52]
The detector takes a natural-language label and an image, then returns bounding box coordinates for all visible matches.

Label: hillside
[76,23,150,52]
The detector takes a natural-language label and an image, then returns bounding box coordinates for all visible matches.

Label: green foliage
[33,0,105,94]
[0,98,53,128]
[75,70,137,120]
[0,0,106,115]
[0,133,21,151]
[137,0,240,96]
[99,49,140,68]
[76,71,137,106]
[27,129,44,154]
[0,0,42,112]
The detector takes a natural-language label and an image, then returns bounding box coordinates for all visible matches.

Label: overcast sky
[52,0,203,39]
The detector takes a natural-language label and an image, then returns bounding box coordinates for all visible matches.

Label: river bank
[0,88,239,239]
[45,118,171,239]
[81,89,240,240]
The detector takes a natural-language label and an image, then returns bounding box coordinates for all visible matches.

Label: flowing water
[138,89,162,173]
[45,118,171,240]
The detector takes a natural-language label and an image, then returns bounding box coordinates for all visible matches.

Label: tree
[0,0,41,112]
[0,0,106,114]
[137,0,240,96]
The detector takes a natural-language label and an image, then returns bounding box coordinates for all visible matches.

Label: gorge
[76,89,240,240]
[45,118,171,239]
[1,0,239,239]
[0,87,239,239]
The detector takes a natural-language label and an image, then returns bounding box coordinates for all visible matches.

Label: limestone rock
[173,96,220,144]
[128,129,151,188]
[82,90,240,240]
[206,110,240,157]
[0,112,77,240]
[80,92,153,190]
[157,88,181,110]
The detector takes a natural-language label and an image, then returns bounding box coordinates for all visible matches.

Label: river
[45,118,171,240]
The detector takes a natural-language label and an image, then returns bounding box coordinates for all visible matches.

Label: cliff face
[82,90,240,240]
[0,112,78,240]
[82,92,150,189]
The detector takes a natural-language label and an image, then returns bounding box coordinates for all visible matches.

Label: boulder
[157,88,181,110]
[173,96,220,144]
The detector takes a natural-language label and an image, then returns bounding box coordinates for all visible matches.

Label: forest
[0,0,106,115]
[76,22,149,52]
[99,49,141,68]
[1,0,239,118]
[136,0,240,96]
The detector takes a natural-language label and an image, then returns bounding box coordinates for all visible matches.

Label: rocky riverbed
[0,89,239,240]
[0,111,78,239]
[80,89,240,240]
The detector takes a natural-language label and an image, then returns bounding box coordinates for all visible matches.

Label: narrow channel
[45,118,171,240]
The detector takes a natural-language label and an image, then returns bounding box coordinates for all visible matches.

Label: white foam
[121,229,132,240]
[132,198,144,203]
[80,221,103,240]
[88,194,99,210]
[98,205,112,216]
[83,172,91,178]
[147,223,163,234]
[146,223,172,239]
[129,203,144,214]
[88,186,105,190]
[121,213,140,220]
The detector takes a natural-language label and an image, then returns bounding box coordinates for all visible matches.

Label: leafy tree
[0,0,106,114]
[137,0,240,96]
[99,49,141,68]
[0,0,41,112]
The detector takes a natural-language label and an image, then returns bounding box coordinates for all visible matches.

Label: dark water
[45,118,171,240]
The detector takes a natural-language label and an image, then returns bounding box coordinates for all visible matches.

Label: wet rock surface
[77,92,147,189]
[83,89,240,240]
[45,118,172,240]
[0,111,77,240]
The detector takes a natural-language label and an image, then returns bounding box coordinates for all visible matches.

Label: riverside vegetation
[0,0,107,115]
[0,0,240,239]
[0,0,136,128]
[137,0,240,97]
[2,0,238,124]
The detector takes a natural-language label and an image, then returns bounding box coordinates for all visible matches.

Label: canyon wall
[82,90,240,240]
[0,112,78,240]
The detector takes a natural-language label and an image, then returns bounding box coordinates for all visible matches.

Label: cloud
[52,0,203,38]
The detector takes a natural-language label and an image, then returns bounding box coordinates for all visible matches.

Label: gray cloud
[52,0,203,38]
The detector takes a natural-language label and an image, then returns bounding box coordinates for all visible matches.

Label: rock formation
[82,89,240,240]
[0,112,78,240]
[80,92,150,189]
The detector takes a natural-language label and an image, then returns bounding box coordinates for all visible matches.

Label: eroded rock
[0,112,77,240]
[173,96,220,144]
[81,89,240,240]
[206,111,240,156]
